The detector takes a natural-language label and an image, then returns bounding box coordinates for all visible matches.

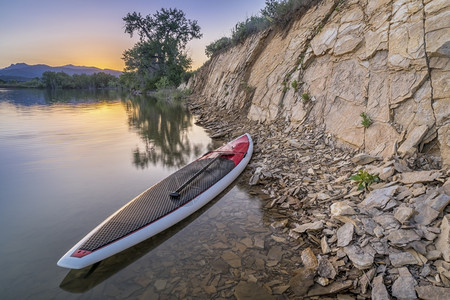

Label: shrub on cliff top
[205,37,232,58]
[261,0,317,27]
[205,0,319,58]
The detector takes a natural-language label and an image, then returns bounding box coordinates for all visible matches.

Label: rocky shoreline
[188,98,450,299]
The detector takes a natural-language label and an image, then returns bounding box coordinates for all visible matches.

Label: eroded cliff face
[188,0,449,167]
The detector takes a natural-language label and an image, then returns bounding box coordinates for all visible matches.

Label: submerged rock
[234,281,275,300]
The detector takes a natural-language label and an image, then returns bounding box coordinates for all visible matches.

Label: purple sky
[0,0,267,70]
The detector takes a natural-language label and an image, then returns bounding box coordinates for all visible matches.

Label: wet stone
[221,250,241,268]
[267,245,283,261]
[234,281,275,300]
[292,220,324,233]
[301,247,318,270]
[289,268,316,297]
[270,219,288,229]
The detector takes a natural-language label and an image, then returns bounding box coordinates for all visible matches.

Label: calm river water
[0,89,288,299]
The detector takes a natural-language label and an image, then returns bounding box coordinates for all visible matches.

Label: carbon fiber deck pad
[78,157,235,252]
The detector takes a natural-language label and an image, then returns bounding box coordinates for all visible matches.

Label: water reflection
[125,95,208,169]
[0,88,122,106]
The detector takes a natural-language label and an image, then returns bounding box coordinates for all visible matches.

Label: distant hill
[0,63,122,82]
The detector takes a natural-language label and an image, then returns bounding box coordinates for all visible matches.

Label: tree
[122,8,202,90]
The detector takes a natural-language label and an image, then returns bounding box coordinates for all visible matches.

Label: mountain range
[0,63,122,82]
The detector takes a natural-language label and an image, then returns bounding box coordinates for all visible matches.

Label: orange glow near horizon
[0,0,267,71]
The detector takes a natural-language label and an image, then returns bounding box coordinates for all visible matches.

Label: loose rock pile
[189,99,450,299]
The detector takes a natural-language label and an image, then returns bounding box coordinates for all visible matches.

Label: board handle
[170,152,234,198]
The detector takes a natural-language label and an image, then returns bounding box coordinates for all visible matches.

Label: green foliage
[232,16,270,44]
[360,112,373,128]
[291,80,299,92]
[261,0,316,27]
[122,8,202,90]
[155,76,171,90]
[301,92,310,102]
[205,37,232,58]
[203,0,316,58]
[350,169,380,191]
[41,71,118,89]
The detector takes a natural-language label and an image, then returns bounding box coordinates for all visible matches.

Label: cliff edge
[188,0,449,167]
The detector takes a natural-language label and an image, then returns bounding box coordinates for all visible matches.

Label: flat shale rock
[386,229,421,245]
[394,206,415,224]
[351,153,381,165]
[415,285,450,300]
[344,245,374,270]
[307,280,353,297]
[301,247,318,270]
[389,252,418,267]
[391,267,417,300]
[317,255,337,279]
[337,222,354,247]
[234,281,275,300]
[399,170,442,184]
[289,268,316,297]
[221,250,241,268]
[358,185,398,209]
[371,275,390,300]
[436,214,450,262]
[331,201,356,216]
[292,220,324,233]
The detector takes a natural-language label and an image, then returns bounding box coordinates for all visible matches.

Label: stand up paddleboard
[58,133,253,269]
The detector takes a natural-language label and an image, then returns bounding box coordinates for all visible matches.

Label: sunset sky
[0,0,267,71]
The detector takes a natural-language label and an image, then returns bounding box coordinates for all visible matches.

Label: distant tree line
[0,71,120,89]
[41,71,119,89]
[205,0,319,58]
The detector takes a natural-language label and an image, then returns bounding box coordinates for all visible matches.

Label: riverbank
[187,96,450,299]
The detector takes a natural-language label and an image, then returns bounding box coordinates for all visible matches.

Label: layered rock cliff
[188,0,449,167]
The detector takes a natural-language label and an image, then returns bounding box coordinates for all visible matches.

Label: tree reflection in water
[124,95,207,169]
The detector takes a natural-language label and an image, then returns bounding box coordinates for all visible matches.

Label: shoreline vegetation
[0,71,120,90]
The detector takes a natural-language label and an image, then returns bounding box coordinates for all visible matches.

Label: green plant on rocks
[350,169,380,191]
[301,92,310,102]
[360,112,373,128]
[291,80,299,92]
